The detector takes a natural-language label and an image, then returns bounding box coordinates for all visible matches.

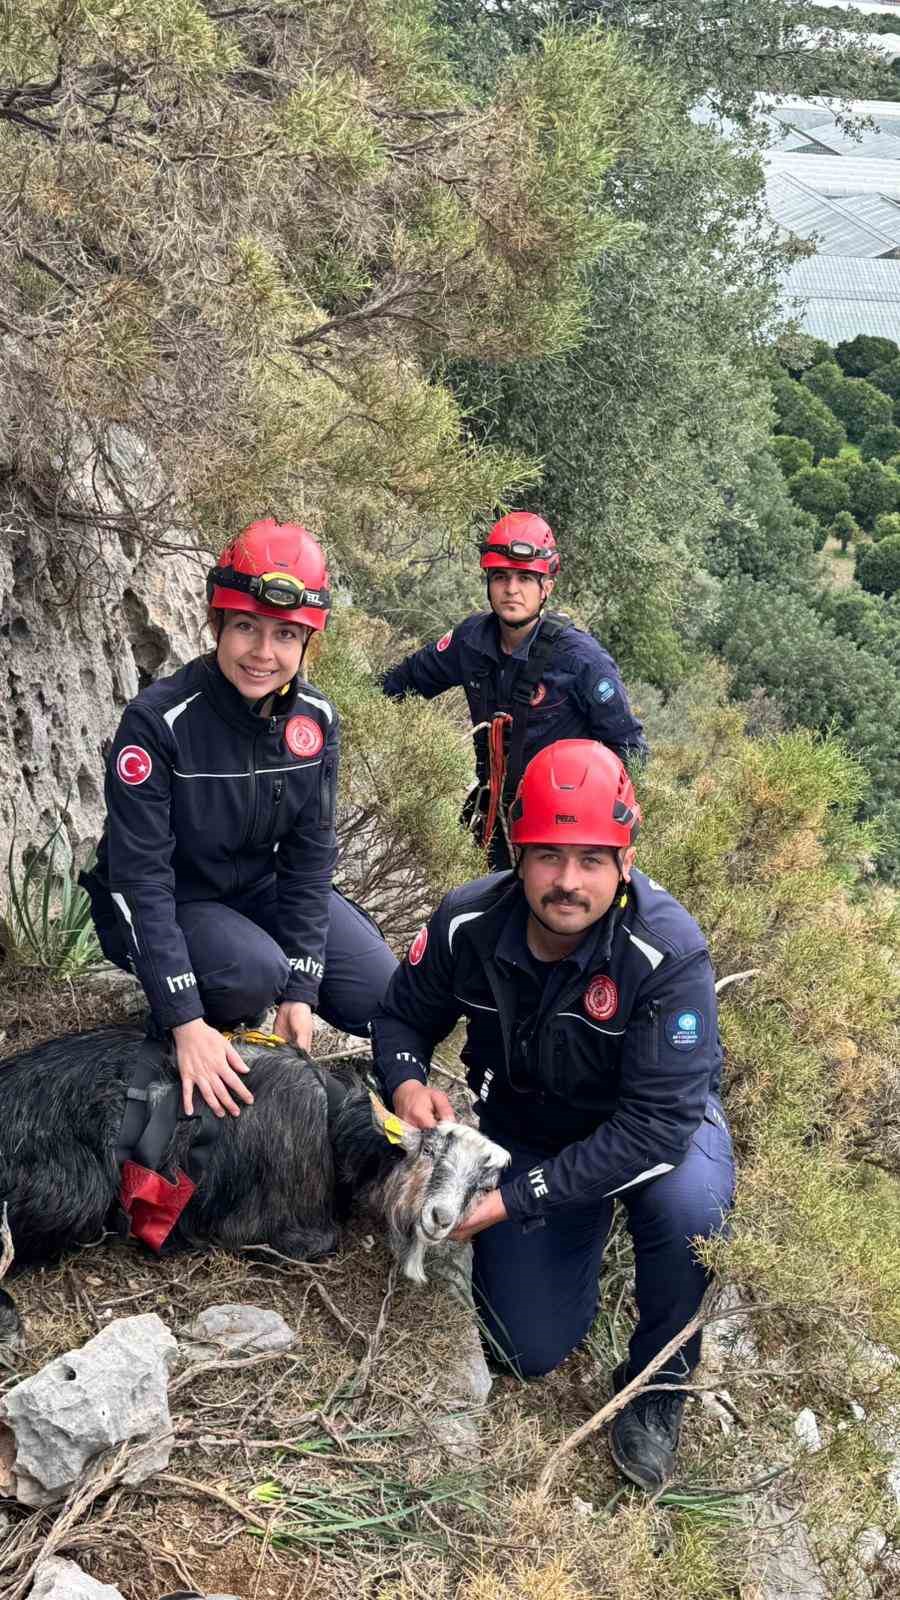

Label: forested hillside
[1,3,899,1597]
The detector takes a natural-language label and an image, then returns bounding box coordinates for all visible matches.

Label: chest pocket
[538,1018,622,1114]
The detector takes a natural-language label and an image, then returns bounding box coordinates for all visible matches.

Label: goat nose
[423,1201,455,1236]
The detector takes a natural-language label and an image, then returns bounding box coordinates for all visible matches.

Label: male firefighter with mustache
[372,739,735,1491]
[380,512,647,868]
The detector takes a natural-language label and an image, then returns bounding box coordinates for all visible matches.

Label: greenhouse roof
[765,150,900,197]
[781,256,900,339]
[766,172,900,253]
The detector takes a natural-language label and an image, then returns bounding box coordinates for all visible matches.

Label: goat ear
[369,1094,421,1153]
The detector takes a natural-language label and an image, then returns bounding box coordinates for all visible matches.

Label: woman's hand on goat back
[272,1000,314,1054]
[172,1018,254,1119]
[392,1079,456,1129]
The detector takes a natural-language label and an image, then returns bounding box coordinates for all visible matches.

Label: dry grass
[2,971,897,1598]
[817,535,860,592]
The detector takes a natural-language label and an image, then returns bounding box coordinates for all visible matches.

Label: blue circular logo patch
[665,1009,704,1051]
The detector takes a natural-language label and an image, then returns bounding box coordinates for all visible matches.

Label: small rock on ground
[181,1304,294,1361]
[793,1408,822,1453]
[31,1556,125,1598]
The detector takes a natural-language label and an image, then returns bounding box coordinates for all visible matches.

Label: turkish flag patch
[408,925,428,966]
[285,715,324,758]
[584,975,618,1022]
[116,745,152,786]
[436,629,453,653]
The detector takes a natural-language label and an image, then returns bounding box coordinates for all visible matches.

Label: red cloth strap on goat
[483,712,512,854]
[120,1160,196,1254]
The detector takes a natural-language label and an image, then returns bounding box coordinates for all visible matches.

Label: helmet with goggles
[509,740,640,850]
[480,512,559,578]
[207,519,331,630]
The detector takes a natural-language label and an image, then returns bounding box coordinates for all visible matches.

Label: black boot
[608,1361,686,1491]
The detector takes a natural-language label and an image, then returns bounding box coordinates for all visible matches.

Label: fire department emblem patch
[584,975,618,1023]
[116,745,152,786]
[530,682,547,707]
[408,925,428,966]
[436,629,453,653]
[285,715,324,759]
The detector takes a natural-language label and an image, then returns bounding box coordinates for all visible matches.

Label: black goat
[0,1026,509,1345]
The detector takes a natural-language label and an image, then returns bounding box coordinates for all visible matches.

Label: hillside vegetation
[1,2,899,1597]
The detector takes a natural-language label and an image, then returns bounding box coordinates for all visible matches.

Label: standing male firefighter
[372,739,735,1491]
[380,512,647,868]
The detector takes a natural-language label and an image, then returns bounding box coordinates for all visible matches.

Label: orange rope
[483,712,512,855]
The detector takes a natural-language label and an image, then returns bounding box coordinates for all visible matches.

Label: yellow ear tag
[382,1113,406,1147]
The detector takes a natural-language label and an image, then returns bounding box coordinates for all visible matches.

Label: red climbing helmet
[510,740,641,848]
[479,512,559,577]
[206,518,331,630]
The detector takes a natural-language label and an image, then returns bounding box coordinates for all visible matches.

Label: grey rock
[181,1304,295,1360]
[2,1313,177,1507]
[856,1528,887,1570]
[758,1517,828,1600]
[793,1408,822,1453]
[31,1556,125,1599]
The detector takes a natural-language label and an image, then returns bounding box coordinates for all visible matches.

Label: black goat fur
[0,1025,403,1278]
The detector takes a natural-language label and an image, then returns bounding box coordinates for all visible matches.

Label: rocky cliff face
[0,431,206,868]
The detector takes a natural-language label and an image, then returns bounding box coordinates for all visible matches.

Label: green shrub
[4,825,102,977]
[801,359,844,407]
[770,433,813,477]
[827,510,861,551]
[856,533,900,598]
[835,333,900,377]
[828,376,894,446]
[844,458,900,529]
[873,512,900,542]
[771,371,846,461]
[706,577,900,878]
[860,422,900,462]
[787,464,850,523]
[868,355,900,401]
[314,609,481,947]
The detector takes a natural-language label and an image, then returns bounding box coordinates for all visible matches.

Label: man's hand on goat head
[172,1018,254,1119]
[450,1188,507,1243]
[273,1000,314,1054]
[392,1079,456,1129]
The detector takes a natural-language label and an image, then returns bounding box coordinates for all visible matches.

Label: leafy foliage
[856,533,900,599]
[3,824,102,976]
[787,465,849,525]
[706,577,900,877]
[770,434,813,477]
[835,334,900,378]
[0,0,656,578]
[771,372,846,461]
[827,510,860,552]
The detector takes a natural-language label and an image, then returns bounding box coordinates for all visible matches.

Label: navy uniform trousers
[473,1097,736,1380]
[95,881,398,1038]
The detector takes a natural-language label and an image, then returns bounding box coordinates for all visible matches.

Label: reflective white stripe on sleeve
[295,689,334,724]
[448,910,483,952]
[163,692,202,729]
[604,1161,673,1197]
[111,891,140,953]
[626,930,665,970]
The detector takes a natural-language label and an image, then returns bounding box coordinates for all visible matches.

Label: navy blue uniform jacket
[87,655,338,1031]
[380,611,647,772]
[372,870,722,1225]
